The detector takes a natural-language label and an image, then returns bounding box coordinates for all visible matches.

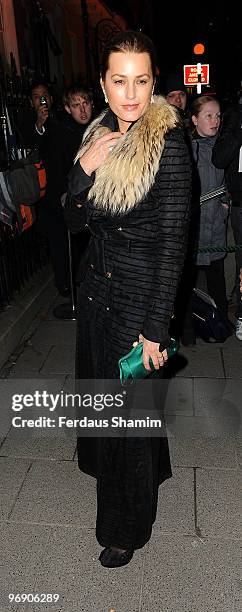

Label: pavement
[0,276,241,612]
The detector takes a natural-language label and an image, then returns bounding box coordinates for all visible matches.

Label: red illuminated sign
[183,64,209,86]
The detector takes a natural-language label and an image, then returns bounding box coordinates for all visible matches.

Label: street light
[193,43,205,94]
[193,43,205,55]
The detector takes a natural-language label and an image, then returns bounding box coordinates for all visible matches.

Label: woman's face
[192,100,221,137]
[101,51,154,132]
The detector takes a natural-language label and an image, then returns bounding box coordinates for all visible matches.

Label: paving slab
[176,346,224,378]
[166,410,240,441]
[0,435,76,460]
[141,533,241,612]
[196,468,241,538]
[234,436,242,468]
[195,333,238,350]
[221,347,242,378]
[164,378,194,416]
[232,580,242,612]
[0,521,145,611]
[194,378,242,412]
[40,345,75,375]
[194,379,242,434]
[33,526,145,612]
[153,467,195,534]
[0,266,54,371]
[169,436,238,469]
[7,345,52,375]
[0,522,62,612]
[0,377,65,408]
[0,377,76,452]
[8,460,96,527]
[7,371,66,380]
[0,384,14,438]
[0,521,51,583]
[0,457,30,519]
[30,321,76,348]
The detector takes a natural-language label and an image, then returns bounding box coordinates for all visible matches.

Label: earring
[151,89,155,103]
[103,91,108,103]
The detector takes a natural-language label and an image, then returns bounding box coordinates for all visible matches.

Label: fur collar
[75,96,178,214]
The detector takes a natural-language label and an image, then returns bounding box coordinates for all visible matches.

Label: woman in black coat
[65,31,191,567]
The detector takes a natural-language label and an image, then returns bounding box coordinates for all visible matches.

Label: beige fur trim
[75,96,178,214]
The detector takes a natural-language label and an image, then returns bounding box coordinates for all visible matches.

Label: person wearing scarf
[65,31,191,568]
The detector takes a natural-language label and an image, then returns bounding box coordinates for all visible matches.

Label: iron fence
[0,222,49,310]
[0,65,49,311]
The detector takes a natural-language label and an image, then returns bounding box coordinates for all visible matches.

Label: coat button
[85,223,89,228]
[117,226,122,231]
[106,307,110,311]
[87,296,93,301]
[90,263,94,269]
[106,271,112,278]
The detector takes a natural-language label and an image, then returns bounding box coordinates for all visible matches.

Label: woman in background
[190,95,229,320]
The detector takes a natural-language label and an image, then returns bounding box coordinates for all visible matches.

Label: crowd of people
[19,57,242,342]
[18,30,242,569]
[163,72,242,342]
[19,80,94,297]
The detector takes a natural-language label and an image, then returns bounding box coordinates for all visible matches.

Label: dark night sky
[104,2,242,98]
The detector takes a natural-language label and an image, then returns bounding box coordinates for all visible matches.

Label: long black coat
[66,102,191,550]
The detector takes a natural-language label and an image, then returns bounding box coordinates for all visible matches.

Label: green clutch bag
[118,337,179,384]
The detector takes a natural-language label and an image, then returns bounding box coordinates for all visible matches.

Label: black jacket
[18,109,87,210]
[65,102,191,350]
[42,113,87,210]
[212,105,242,202]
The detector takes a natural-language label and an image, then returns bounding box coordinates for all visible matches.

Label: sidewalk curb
[0,264,54,370]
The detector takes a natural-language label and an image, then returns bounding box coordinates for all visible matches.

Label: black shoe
[99,547,134,568]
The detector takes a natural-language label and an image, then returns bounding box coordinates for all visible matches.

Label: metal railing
[0,65,50,311]
[0,222,49,310]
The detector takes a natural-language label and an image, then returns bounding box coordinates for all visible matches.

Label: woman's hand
[79,132,123,176]
[133,333,168,371]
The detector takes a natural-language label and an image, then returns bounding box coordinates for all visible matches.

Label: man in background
[165,73,187,112]
[20,81,93,296]
[39,84,93,297]
[40,83,93,296]
[19,80,54,152]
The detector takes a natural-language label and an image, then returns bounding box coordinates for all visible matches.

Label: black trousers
[36,205,90,292]
[231,204,242,318]
[176,257,228,343]
[200,258,228,319]
[48,217,70,291]
[36,203,70,291]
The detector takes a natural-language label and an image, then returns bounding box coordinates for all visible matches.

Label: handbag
[0,153,46,231]
[192,288,231,343]
[7,153,46,206]
[119,337,179,384]
[0,171,19,227]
